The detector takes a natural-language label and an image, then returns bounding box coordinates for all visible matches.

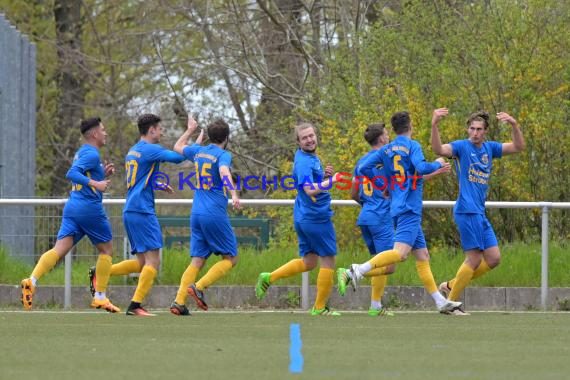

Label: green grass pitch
[1,311,569,380]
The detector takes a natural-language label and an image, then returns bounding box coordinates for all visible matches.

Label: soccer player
[88,122,204,299]
[431,108,525,315]
[340,123,396,317]
[121,114,187,316]
[255,122,341,316]
[169,117,241,315]
[20,117,119,312]
[338,111,462,314]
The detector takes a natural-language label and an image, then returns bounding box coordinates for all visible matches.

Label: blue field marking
[289,323,303,373]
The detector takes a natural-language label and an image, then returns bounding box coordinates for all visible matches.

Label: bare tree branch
[188,1,251,133]
[153,35,188,122]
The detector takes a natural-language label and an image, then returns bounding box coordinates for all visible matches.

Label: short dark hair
[390,111,411,135]
[466,110,490,129]
[80,117,101,135]
[364,123,386,146]
[207,118,230,144]
[137,113,161,135]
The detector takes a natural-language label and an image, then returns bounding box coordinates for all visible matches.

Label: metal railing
[1,199,569,310]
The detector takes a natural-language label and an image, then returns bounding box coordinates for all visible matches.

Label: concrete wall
[2,285,570,311]
[0,14,36,262]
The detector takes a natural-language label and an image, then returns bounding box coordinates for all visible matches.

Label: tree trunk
[255,0,305,152]
[52,0,85,196]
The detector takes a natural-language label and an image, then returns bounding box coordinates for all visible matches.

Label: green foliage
[2,241,569,287]
[557,298,570,311]
[385,293,407,309]
[0,247,32,284]
[289,0,570,245]
[0,1,209,196]
[1,0,568,244]
[281,290,301,308]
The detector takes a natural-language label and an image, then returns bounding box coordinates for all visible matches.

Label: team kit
[20,107,524,316]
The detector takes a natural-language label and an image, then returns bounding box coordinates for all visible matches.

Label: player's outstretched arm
[498,112,525,155]
[174,115,198,154]
[431,108,453,158]
[423,157,452,182]
[411,143,449,175]
[359,150,382,179]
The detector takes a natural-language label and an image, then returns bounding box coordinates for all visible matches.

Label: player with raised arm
[88,118,204,302]
[21,117,119,312]
[120,114,187,316]
[338,111,461,313]
[169,117,241,315]
[431,108,525,315]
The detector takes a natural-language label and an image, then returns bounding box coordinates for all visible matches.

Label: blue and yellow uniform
[58,144,112,245]
[354,151,393,255]
[124,141,185,253]
[451,139,503,251]
[183,144,237,258]
[361,135,441,249]
[292,149,336,256]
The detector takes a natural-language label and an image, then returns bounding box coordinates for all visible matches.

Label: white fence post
[540,203,551,310]
[64,247,73,309]
[301,272,309,310]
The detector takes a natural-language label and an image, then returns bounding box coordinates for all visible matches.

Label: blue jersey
[450,139,503,214]
[361,135,441,217]
[354,150,390,226]
[183,144,232,217]
[124,141,185,214]
[292,149,333,223]
[64,144,106,216]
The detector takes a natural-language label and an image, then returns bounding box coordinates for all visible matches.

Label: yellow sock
[110,259,142,276]
[368,250,401,270]
[195,260,232,291]
[269,258,307,283]
[371,275,388,302]
[448,259,491,288]
[31,249,59,280]
[364,267,387,278]
[313,268,334,310]
[415,260,438,294]
[472,259,492,280]
[448,263,475,301]
[132,265,157,303]
[95,254,112,293]
[175,265,200,304]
